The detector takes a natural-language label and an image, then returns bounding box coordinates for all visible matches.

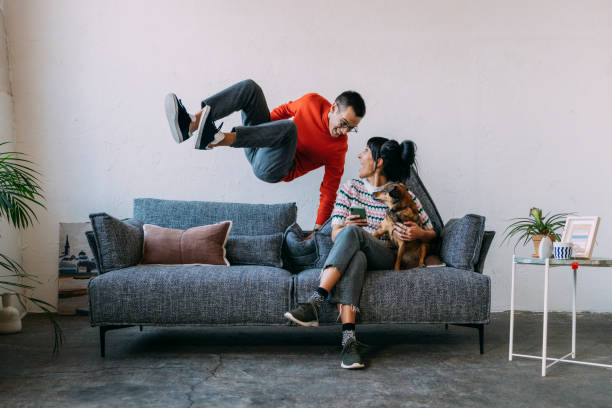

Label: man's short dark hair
[335,91,366,117]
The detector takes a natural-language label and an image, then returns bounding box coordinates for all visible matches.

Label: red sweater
[270,93,348,226]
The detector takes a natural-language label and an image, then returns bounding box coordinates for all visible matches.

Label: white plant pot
[0,293,26,334]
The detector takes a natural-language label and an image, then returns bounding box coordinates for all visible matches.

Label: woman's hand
[393,221,423,241]
[345,214,368,227]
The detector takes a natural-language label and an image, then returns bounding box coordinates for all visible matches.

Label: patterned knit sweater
[331,178,433,246]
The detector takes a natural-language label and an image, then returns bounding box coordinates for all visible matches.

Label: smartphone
[350,207,366,219]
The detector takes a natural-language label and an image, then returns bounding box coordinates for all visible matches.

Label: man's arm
[270,100,298,121]
[315,159,345,228]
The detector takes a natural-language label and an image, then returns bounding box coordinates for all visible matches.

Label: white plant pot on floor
[0,292,26,334]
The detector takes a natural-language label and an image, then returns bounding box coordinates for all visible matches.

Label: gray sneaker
[284,300,320,327]
[341,337,365,369]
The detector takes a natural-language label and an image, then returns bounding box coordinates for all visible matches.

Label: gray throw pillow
[89,213,144,273]
[282,219,333,273]
[440,214,486,271]
[226,233,284,268]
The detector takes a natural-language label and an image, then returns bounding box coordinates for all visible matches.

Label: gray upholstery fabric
[88,265,293,326]
[475,231,495,274]
[85,230,102,274]
[89,213,144,273]
[440,214,486,271]
[404,168,444,254]
[133,199,296,236]
[226,233,284,267]
[295,267,490,324]
[282,219,333,272]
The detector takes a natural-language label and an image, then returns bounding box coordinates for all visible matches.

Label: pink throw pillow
[141,221,232,265]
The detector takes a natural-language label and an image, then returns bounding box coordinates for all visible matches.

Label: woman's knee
[338,225,363,242]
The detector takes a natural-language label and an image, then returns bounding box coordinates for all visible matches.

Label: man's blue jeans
[324,226,397,308]
[202,79,297,183]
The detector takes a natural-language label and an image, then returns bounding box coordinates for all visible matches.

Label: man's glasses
[339,118,358,133]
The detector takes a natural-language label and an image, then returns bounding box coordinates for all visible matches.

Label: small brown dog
[372,182,427,270]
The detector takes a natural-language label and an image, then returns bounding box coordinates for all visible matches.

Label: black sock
[342,323,356,332]
[315,287,329,298]
[342,324,356,346]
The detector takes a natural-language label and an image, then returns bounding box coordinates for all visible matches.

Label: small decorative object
[561,216,600,259]
[553,242,573,259]
[0,292,26,334]
[502,208,572,257]
[538,236,553,259]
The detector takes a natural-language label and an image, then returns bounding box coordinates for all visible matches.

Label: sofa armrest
[89,213,144,273]
[85,230,103,274]
[475,231,495,274]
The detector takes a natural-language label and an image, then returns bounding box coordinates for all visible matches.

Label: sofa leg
[99,325,134,358]
[100,327,106,358]
[449,323,485,354]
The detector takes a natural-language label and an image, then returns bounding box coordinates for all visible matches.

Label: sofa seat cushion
[88,265,293,326]
[295,267,490,324]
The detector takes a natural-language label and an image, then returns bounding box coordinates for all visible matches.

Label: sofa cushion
[141,222,232,265]
[89,213,144,273]
[295,267,490,324]
[133,199,297,236]
[440,214,486,271]
[88,265,293,325]
[226,233,284,267]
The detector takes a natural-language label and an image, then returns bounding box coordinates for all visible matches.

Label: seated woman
[284,137,439,369]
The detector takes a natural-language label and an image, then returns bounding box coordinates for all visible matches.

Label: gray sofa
[86,171,494,357]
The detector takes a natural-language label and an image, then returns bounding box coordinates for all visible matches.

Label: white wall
[0,0,23,309]
[4,0,612,312]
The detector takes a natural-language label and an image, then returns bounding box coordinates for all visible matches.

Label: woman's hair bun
[400,140,416,166]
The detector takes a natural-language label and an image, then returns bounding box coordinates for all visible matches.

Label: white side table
[509,256,612,376]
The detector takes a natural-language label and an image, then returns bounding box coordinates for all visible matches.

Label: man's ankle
[188,111,201,133]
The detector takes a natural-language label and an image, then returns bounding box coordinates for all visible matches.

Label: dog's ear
[389,185,401,199]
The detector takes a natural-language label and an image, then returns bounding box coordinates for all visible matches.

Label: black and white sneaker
[195,103,224,150]
[284,299,320,327]
[341,338,365,369]
[165,93,192,143]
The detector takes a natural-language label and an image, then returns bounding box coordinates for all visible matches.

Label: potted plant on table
[0,142,62,353]
[502,207,571,257]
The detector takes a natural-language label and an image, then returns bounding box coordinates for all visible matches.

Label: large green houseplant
[0,142,62,353]
[502,207,571,257]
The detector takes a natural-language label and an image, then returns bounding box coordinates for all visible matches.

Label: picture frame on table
[561,216,600,259]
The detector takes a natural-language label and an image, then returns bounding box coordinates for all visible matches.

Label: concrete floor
[1,312,611,408]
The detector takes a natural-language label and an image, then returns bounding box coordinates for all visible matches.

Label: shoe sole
[341,362,365,369]
[283,312,319,327]
[164,93,186,143]
[194,105,212,150]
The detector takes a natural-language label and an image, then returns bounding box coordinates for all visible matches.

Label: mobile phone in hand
[350,207,366,219]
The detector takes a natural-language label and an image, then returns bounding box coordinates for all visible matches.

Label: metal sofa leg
[449,323,485,354]
[99,325,134,357]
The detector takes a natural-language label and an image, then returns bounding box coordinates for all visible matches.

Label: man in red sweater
[165,79,365,229]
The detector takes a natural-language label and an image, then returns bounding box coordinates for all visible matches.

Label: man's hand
[393,221,422,242]
[345,214,368,227]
